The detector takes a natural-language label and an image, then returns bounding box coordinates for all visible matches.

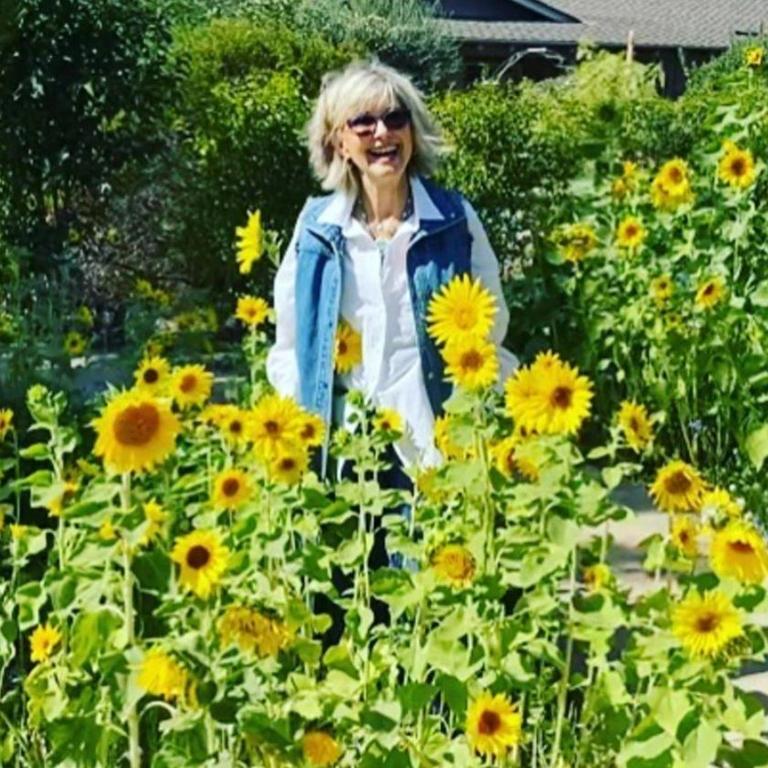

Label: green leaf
[745,424,768,470]
[397,683,437,716]
[681,719,721,768]
[70,611,119,668]
[436,674,466,719]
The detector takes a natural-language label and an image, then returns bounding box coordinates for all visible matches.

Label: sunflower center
[478,709,501,735]
[186,545,211,569]
[728,540,754,555]
[338,340,348,355]
[695,611,719,633]
[703,284,714,296]
[668,167,683,184]
[264,420,280,436]
[626,225,637,237]
[180,374,197,393]
[143,369,160,384]
[454,307,475,330]
[730,158,746,176]
[222,478,240,497]
[551,386,573,409]
[279,458,296,471]
[460,350,484,371]
[301,424,315,439]
[229,420,242,435]
[629,417,639,431]
[665,471,691,495]
[113,404,160,446]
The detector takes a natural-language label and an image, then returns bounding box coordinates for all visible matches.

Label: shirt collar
[315,173,444,228]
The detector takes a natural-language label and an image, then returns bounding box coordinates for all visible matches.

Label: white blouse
[266,175,518,468]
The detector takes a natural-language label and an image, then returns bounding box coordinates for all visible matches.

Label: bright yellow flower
[745,46,764,67]
[99,518,117,541]
[92,390,180,474]
[700,487,741,518]
[297,411,325,448]
[372,408,403,434]
[718,142,757,188]
[615,216,646,250]
[617,400,653,452]
[651,159,694,211]
[171,364,213,409]
[466,692,522,757]
[235,209,264,274]
[504,355,593,436]
[138,648,189,702]
[269,447,309,485]
[710,521,768,584]
[218,605,292,657]
[30,624,62,664]
[134,356,171,394]
[434,414,470,461]
[431,544,476,587]
[213,468,251,509]
[650,460,706,514]
[214,405,250,447]
[171,529,229,599]
[63,330,87,357]
[302,730,342,766]
[555,222,598,263]
[141,500,167,544]
[672,590,742,659]
[671,515,700,559]
[491,436,519,478]
[650,275,674,305]
[695,275,726,310]
[426,274,497,345]
[334,320,362,374]
[235,295,270,327]
[0,408,12,440]
[583,563,612,592]
[249,394,303,460]
[45,480,78,518]
[442,336,499,391]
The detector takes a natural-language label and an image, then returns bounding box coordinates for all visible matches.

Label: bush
[0,0,174,260]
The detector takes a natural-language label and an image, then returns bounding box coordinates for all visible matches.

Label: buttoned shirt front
[267,174,518,468]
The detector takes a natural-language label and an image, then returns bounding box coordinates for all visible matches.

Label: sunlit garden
[1,0,767,765]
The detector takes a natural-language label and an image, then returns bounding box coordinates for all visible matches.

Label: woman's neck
[359,175,409,223]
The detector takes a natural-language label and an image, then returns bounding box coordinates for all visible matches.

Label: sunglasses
[346,107,412,136]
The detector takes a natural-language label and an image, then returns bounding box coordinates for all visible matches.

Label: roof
[439,0,768,49]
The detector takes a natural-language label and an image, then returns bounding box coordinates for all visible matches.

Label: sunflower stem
[120,472,141,768]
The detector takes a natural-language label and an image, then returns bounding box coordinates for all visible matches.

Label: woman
[267,58,517,479]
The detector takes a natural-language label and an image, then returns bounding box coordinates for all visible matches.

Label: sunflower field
[2,2,768,763]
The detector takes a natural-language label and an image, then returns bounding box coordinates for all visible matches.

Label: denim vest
[294,175,472,463]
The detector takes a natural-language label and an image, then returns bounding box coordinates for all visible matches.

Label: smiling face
[336,99,414,188]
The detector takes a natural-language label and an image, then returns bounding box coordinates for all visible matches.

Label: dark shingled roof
[439,0,768,49]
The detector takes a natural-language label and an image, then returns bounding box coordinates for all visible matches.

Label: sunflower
[138,648,189,702]
[235,209,264,274]
[217,406,250,447]
[0,408,13,441]
[297,411,325,447]
[92,390,180,474]
[616,216,646,250]
[700,487,741,518]
[650,275,674,305]
[171,364,214,409]
[99,518,117,541]
[583,563,612,592]
[718,141,757,189]
[650,459,706,514]
[670,516,700,559]
[434,414,470,461]
[505,355,593,436]
[302,730,342,767]
[30,624,62,664]
[426,274,497,345]
[235,295,270,327]
[672,590,743,659]
[213,468,251,510]
[269,447,309,485]
[695,276,726,310]
[334,320,362,374]
[745,46,765,68]
[249,394,303,460]
[171,529,229,599]
[491,436,518,478]
[140,500,166,545]
[651,159,694,211]
[218,605,292,656]
[45,479,79,518]
[554,222,598,264]
[617,400,653,452]
[466,692,522,757]
[710,521,768,584]
[134,356,171,394]
[431,544,476,587]
[63,330,87,357]
[372,407,403,434]
[442,336,499,391]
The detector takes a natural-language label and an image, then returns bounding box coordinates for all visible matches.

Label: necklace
[353,189,414,240]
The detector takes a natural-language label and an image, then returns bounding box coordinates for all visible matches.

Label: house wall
[437,0,549,22]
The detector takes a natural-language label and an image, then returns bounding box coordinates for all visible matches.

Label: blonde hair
[306,58,444,194]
